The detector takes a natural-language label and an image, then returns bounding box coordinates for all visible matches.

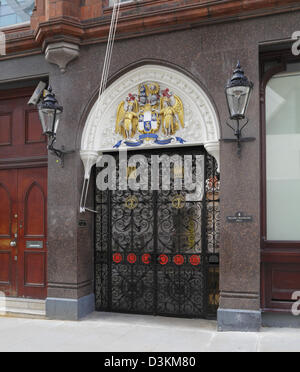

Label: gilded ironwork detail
[125,195,139,210]
[172,194,186,209]
[95,147,220,318]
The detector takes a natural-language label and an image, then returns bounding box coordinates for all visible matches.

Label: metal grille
[95,147,220,318]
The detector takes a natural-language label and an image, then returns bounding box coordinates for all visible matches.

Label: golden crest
[115,83,185,142]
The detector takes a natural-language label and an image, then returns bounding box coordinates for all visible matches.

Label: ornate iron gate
[95,147,220,318]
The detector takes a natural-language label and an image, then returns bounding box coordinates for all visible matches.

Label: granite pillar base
[46,294,95,321]
[262,312,300,328]
[218,308,262,332]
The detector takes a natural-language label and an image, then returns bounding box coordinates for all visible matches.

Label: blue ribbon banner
[114,135,186,149]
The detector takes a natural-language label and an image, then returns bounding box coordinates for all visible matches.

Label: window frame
[0,0,33,30]
[0,20,29,31]
[260,49,300,249]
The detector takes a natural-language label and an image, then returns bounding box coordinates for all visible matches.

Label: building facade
[0,0,300,331]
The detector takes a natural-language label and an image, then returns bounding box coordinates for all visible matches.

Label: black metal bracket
[221,117,255,156]
[48,137,74,167]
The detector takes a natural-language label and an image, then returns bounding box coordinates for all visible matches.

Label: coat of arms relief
[114,83,186,148]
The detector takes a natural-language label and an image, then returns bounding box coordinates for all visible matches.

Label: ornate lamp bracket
[48,136,74,168]
[222,118,255,156]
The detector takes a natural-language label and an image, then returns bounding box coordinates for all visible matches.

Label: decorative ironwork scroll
[95,147,220,318]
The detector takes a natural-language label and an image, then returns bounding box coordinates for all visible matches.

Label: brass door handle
[10,241,17,247]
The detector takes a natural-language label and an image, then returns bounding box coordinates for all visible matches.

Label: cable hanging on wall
[80,0,121,213]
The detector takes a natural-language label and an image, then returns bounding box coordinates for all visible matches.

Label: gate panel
[95,147,220,318]
[111,189,155,314]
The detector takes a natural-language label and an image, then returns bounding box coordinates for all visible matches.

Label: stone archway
[80,64,221,184]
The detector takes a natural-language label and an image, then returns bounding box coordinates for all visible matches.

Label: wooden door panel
[262,257,300,310]
[0,183,12,237]
[0,251,12,285]
[0,89,47,161]
[24,182,46,237]
[0,170,18,296]
[0,113,13,147]
[25,109,46,145]
[24,252,46,287]
[267,263,300,301]
[18,167,47,299]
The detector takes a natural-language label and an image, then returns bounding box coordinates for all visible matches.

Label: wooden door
[17,167,47,299]
[0,168,47,299]
[0,87,48,299]
[0,170,18,296]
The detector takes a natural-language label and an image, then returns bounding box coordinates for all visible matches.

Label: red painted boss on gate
[113,253,123,264]
[142,254,151,264]
[190,255,201,266]
[159,254,169,265]
[174,255,184,266]
[127,253,137,264]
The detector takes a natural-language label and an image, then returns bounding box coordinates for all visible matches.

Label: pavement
[0,312,300,352]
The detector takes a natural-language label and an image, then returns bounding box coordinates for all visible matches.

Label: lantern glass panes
[38,105,62,135]
[225,62,253,120]
[38,87,63,136]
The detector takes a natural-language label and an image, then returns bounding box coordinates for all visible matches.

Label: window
[0,0,34,28]
[266,66,300,241]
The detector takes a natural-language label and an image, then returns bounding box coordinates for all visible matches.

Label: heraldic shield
[115,82,185,148]
[139,111,159,133]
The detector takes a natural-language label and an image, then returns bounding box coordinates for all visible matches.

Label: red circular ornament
[190,255,201,266]
[113,253,123,264]
[174,255,184,266]
[127,253,137,264]
[159,254,169,265]
[142,254,151,265]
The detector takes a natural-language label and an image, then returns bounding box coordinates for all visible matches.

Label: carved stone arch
[80,64,221,181]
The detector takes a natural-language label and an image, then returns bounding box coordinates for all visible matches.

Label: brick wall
[5,0,300,56]
[31,0,300,27]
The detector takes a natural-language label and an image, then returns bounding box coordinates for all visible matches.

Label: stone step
[0,297,46,318]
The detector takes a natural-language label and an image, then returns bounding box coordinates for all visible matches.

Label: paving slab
[0,312,300,352]
[206,332,259,352]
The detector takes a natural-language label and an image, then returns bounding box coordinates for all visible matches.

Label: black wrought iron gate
[95,147,220,318]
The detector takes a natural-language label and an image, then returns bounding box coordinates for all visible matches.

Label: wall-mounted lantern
[29,83,74,167]
[223,61,255,156]
[38,87,63,137]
